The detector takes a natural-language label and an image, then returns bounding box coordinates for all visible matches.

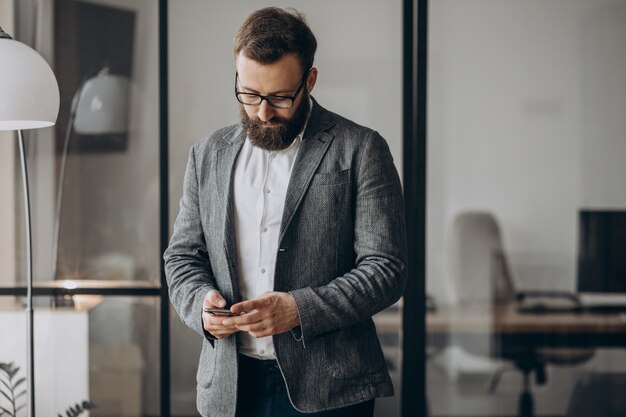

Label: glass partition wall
[1,0,168,415]
[426,1,626,417]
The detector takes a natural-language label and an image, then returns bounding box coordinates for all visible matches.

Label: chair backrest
[449,211,516,306]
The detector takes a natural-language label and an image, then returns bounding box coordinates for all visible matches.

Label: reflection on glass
[427,1,626,416]
[0,296,160,417]
[6,0,160,286]
[89,297,160,417]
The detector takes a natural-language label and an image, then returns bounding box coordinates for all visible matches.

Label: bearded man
[165,7,407,417]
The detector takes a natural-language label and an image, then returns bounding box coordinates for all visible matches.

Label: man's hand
[202,290,238,340]
[223,292,300,338]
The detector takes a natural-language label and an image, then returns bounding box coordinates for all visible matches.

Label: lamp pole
[17,129,35,417]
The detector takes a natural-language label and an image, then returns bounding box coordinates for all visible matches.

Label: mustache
[256,118,288,127]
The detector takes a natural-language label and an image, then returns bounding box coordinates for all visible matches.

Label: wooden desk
[427,303,626,348]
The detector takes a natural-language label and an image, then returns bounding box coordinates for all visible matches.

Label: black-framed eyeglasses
[235,69,311,109]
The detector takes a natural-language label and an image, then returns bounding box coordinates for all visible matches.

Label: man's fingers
[234,321,267,334]
[207,290,227,308]
[210,329,237,340]
[205,314,236,326]
[203,318,238,337]
[200,290,239,339]
[222,311,261,326]
[230,299,256,314]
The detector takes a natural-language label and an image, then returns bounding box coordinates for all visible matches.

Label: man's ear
[307,67,318,93]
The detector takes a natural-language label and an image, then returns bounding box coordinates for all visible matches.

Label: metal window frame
[402,0,427,416]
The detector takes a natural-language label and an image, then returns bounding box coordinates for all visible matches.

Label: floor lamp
[0,27,60,417]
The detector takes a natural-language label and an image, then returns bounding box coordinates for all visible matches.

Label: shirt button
[262,227,268,233]
[259,349,265,355]
[265,189,271,194]
[260,268,266,274]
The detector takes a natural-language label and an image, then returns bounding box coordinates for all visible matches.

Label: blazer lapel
[279,100,337,243]
[214,127,245,300]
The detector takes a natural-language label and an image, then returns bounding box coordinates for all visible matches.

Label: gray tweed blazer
[164,99,407,416]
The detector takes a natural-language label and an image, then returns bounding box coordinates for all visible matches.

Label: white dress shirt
[233,110,310,359]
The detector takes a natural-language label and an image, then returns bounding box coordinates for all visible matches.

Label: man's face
[236,52,317,151]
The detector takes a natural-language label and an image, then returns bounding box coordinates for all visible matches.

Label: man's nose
[257,100,274,122]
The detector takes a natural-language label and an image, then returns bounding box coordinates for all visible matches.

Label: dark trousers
[236,354,375,417]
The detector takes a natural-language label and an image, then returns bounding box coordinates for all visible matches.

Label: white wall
[31,0,57,284]
[169,2,403,415]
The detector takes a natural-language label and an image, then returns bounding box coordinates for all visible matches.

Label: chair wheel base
[519,391,534,417]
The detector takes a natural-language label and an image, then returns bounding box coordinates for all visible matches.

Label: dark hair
[234,7,317,72]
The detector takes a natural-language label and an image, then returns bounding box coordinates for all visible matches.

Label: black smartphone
[203,308,241,317]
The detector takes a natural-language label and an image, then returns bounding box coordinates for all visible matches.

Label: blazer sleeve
[289,131,408,346]
[164,145,217,339]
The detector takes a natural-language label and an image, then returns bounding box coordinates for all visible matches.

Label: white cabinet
[0,310,89,414]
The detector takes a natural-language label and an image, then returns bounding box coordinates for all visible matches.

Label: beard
[239,91,311,151]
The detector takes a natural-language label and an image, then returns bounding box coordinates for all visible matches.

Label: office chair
[450,211,594,417]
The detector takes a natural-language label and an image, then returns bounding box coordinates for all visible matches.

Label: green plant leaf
[0,363,19,381]
[0,370,11,385]
[81,401,95,410]
[0,380,12,412]
[12,378,25,390]
[57,400,96,417]
[0,362,12,373]
[0,389,11,403]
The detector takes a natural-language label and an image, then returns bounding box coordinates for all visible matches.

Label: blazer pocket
[196,339,217,388]
[324,322,387,380]
[310,169,351,186]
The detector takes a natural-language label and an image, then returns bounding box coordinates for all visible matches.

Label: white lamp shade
[0,37,60,131]
[73,73,129,134]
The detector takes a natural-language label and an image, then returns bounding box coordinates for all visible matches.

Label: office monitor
[577,210,626,294]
